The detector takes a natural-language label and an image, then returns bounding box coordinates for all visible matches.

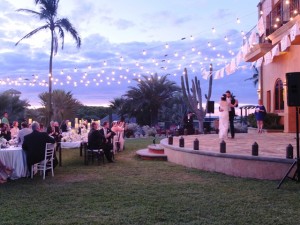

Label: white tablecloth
[0,146,28,180]
[60,141,81,149]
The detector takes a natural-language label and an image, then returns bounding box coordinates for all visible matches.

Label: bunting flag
[280,35,291,51]
[264,51,273,65]
[202,70,211,80]
[235,50,243,67]
[214,69,221,80]
[225,63,231,75]
[249,30,258,46]
[290,21,300,42]
[230,58,237,73]
[257,16,265,37]
[225,58,237,75]
[220,67,225,78]
[242,39,250,57]
[255,57,264,68]
[271,44,280,60]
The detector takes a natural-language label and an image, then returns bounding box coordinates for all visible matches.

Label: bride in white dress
[219,94,229,140]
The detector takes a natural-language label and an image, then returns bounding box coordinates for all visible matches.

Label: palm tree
[245,65,259,87]
[39,90,82,125]
[109,97,128,117]
[0,91,29,123]
[15,0,81,123]
[124,74,181,126]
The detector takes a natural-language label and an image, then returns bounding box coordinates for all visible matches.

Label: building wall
[262,45,300,132]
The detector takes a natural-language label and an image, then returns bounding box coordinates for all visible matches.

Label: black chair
[83,142,105,165]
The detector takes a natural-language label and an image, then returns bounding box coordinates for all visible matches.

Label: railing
[266,0,300,35]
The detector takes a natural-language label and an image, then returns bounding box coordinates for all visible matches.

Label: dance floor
[168,131,298,159]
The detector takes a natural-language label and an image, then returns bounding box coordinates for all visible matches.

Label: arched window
[274,79,284,111]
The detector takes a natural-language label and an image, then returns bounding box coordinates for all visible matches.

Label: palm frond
[15,25,49,46]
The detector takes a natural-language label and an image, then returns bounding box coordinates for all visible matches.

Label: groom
[226,90,238,139]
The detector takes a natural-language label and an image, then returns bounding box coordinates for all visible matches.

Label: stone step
[148,144,165,154]
[136,148,167,161]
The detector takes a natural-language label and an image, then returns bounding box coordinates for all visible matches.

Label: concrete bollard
[193,138,199,150]
[179,136,185,147]
[220,140,226,153]
[286,144,293,159]
[168,135,173,145]
[252,142,259,156]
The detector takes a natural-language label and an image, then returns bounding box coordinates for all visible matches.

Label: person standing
[218,94,229,140]
[226,90,238,139]
[1,112,9,130]
[255,99,267,133]
[183,111,195,135]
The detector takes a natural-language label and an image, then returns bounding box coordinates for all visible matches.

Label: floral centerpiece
[0,137,8,148]
[61,129,88,142]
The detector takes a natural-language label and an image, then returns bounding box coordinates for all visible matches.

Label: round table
[0,146,28,179]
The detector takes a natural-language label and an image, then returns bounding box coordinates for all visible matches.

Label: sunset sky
[0,0,259,108]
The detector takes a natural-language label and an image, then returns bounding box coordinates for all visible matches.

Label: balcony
[244,43,273,62]
[267,15,300,45]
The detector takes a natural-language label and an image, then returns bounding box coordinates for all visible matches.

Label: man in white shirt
[17,122,32,145]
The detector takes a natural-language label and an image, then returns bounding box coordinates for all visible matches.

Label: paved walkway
[169,131,298,159]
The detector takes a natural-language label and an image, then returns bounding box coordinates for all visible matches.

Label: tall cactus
[181,64,213,133]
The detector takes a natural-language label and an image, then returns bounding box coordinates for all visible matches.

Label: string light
[2,9,257,88]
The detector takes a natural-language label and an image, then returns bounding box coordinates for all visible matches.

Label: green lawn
[1,138,300,225]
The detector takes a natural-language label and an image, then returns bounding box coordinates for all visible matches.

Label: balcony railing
[266,0,300,36]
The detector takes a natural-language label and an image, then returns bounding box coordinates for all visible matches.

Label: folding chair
[31,143,55,180]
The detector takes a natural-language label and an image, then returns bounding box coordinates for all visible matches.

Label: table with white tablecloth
[0,146,28,180]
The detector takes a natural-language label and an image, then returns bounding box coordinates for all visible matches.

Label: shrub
[125,123,139,138]
[247,113,283,129]
[142,125,157,137]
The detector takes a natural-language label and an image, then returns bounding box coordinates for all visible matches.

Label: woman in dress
[255,99,267,133]
[10,121,19,140]
[0,160,12,184]
[218,94,229,140]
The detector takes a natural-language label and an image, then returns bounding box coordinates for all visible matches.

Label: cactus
[181,64,213,133]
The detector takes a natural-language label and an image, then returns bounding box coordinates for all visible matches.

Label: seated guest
[10,121,20,140]
[39,123,45,132]
[48,121,61,143]
[17,122,32,145]
[22,122,55,174]
[88,122,104,150]
[46,121,55,135]
[0,159,13,184]
[0,123,11,141]
[60,120,69,133]
[99,121,115,163]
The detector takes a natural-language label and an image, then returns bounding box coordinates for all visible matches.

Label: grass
[1,137,300,225]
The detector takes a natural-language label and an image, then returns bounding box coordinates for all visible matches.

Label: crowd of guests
[88,118,126,163]
[0,111,126,183]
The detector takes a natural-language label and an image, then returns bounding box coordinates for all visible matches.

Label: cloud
[113,19,135,30]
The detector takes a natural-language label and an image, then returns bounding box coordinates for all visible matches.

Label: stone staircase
[136,144,167,161]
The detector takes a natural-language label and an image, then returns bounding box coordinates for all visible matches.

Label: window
[274,79,284,111]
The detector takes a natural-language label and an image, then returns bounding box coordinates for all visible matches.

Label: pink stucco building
[244,0,300,132]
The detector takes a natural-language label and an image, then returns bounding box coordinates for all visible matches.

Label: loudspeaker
[207,101,214,113]
[286,72,300,106]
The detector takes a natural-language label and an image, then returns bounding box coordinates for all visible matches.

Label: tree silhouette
[15,0,81,123]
